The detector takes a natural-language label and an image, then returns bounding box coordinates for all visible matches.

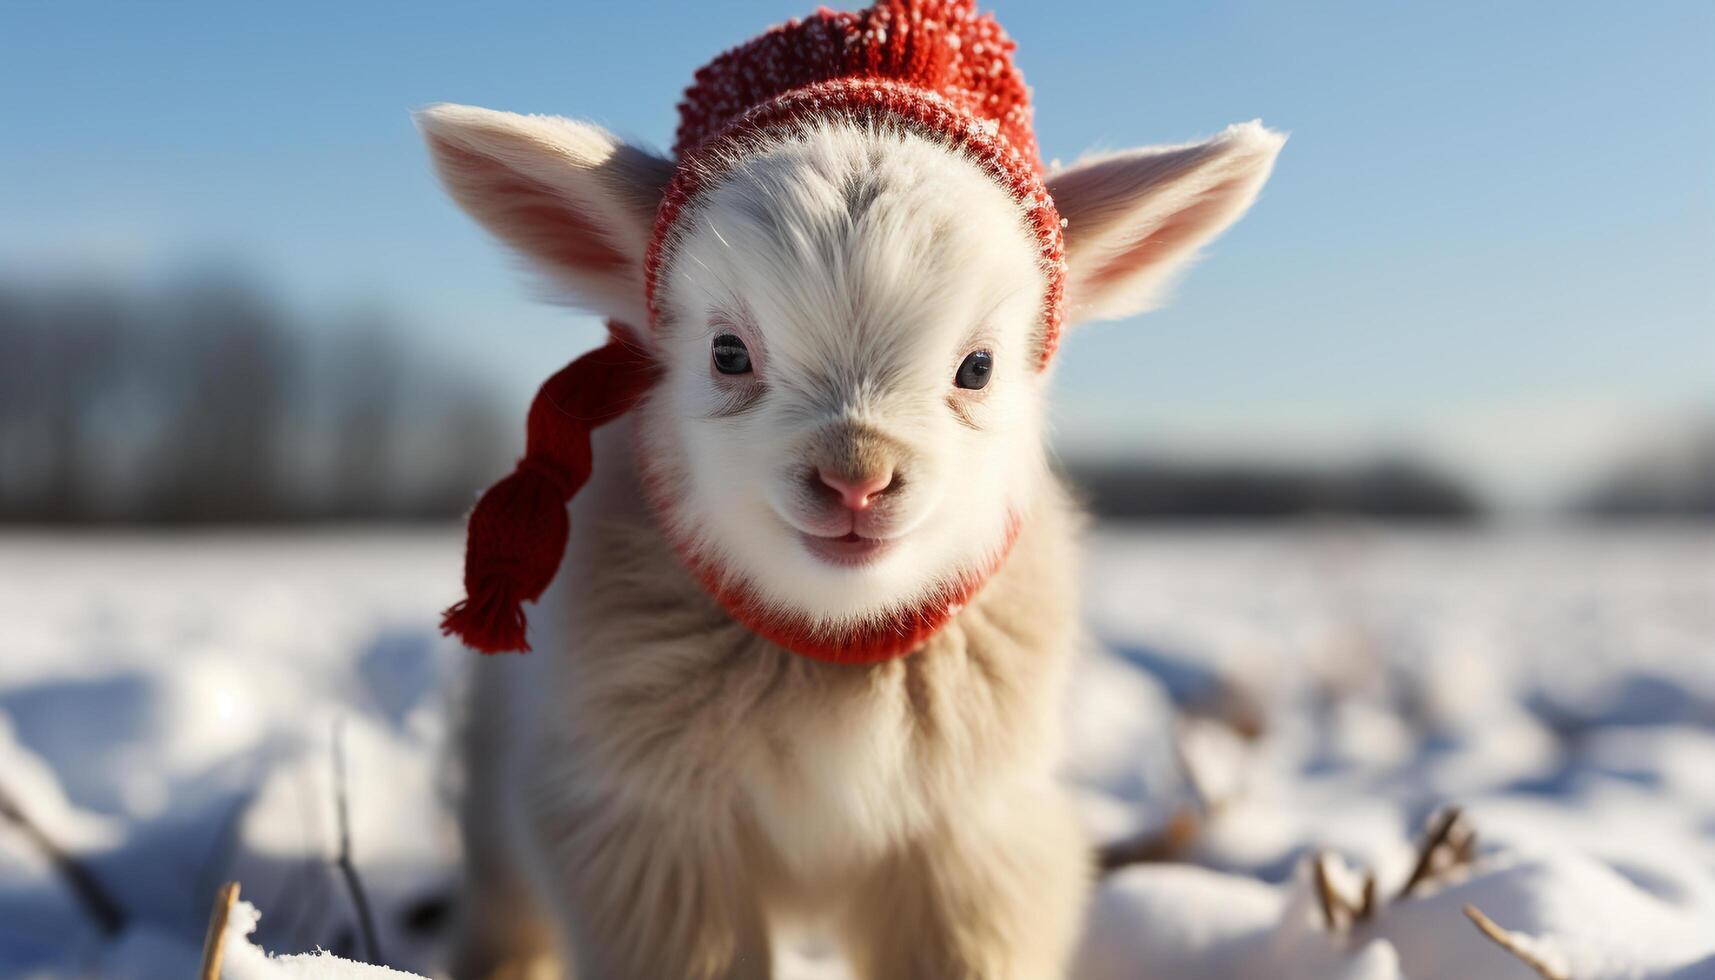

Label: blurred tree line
[1,272,1705,525]
[1063,456,1486,522]
[0,274,511,524]
[1577,420,1715,518]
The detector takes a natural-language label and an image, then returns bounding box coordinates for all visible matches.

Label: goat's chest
[736,660,952,874]
[563,620,1028,875]
[548,484,1074,873]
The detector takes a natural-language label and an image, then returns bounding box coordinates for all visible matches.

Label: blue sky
[4,1,1711,506]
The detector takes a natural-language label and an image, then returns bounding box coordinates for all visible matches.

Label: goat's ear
[1050,121,1284,325]
[416,103,673,325]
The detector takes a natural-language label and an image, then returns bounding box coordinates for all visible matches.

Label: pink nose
[818,468,894,511]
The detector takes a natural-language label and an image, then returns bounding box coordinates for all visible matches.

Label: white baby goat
[418,21,1281,979]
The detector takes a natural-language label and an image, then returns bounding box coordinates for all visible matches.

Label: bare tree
[0,273,510,524]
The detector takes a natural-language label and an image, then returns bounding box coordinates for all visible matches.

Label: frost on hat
[650,0,1065,364]
[676,0,1042,165]
[443,0,1064,656]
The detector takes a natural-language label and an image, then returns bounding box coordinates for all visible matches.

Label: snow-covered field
[2,525,1712,978]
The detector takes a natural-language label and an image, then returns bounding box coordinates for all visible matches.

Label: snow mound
[2,527,1711,977]
[222,901,429,980]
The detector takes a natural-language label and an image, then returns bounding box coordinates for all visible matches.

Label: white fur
[1049,120,1286,321]
[646,119,1052,628]
[420,102,1282,978]
[417,103,673,326]
[417,107,1285,627]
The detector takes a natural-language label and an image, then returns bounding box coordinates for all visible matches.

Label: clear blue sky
[4,1,1711,506]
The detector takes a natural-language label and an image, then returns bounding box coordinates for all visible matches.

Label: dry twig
[199,881,241,980]
[1310,852,1379,929]
[0,779,125,935]
[1463,903,1570,980]
[1310,804,1478,934]
[1099,718,1241,876]
[1096,807,1200,874]
[1312,851,1343,930]
[333,721,384,964]
[1398,805,1473,900]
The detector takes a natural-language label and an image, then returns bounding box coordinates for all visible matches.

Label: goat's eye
[954,350,993,390]
[711,333,752,375]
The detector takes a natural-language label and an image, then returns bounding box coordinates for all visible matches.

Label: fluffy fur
[1048,121,1285,321]
[420,104,673,326]
[645,120,1051,632]
[420,95,1281,978]
[455,424,1086,978]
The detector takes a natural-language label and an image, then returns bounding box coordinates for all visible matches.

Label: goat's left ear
[1050,121,1285,325]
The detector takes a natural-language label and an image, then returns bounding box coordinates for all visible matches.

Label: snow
[2,525,1712,978]
[221,901,428,980]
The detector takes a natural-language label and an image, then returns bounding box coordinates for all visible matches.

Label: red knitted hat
[649,0,1065,362]
[443,0,1065,658]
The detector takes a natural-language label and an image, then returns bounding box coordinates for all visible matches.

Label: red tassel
[440,584,530,653]
[442,328,657,653]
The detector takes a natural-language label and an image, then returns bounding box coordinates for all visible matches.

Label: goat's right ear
[416,103,673,326]
[1049,121,1284,325]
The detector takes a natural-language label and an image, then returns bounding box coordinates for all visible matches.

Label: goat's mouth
[799,530,895,567]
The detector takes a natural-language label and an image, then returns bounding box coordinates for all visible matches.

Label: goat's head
[419,13,1282,657]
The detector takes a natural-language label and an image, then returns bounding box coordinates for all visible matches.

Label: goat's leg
[530,792,772,980]
[840,783,1089,980]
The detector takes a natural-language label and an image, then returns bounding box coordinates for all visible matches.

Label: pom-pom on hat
[443,0,1066,657]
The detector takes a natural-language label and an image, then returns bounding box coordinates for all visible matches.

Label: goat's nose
[818,467,895,511]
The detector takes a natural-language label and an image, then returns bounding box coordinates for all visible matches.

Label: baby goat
[419,1,1281,977]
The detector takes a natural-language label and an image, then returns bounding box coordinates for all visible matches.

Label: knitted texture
[674,0,1040,166]
[666,510,1024,664]
[445,0,1061,657]
[650,0,1065,366]
[441,330,656,653]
